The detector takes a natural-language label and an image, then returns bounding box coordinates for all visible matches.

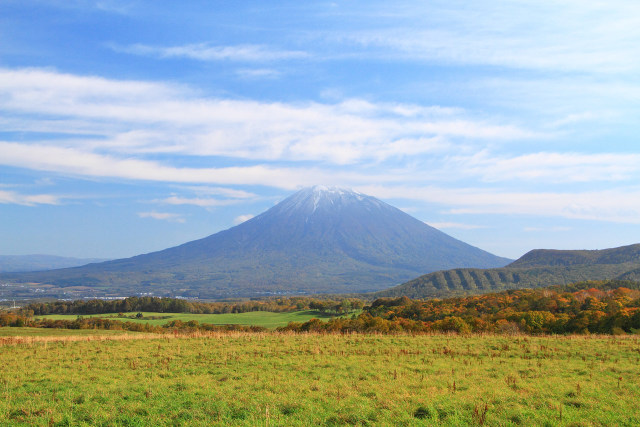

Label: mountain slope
[376,243,640,299]
[2,186,509,299]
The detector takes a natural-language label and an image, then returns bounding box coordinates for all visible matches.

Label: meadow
[34,310,344,329]
[1,332,638,426]
[0,327,134,338]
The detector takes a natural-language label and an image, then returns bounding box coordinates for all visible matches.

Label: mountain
[1,186,510,299]
[375,243,640,299]
[0,254,107,273]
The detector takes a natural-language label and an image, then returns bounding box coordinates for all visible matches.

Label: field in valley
[33,310,346,329]
[1,332,638,426]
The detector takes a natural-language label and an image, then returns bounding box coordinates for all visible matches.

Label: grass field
[1,332,638,426]
[35,310,346,329]
[0,327,135,337]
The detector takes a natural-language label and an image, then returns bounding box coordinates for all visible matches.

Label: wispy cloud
[158,186,260,208]
[0,141,395,189]
[111,43,308,62]
[0,189,60,206]
[550,112,599,128]
[235,68,282,79]
[0,68,533,167]
[335,1,640,74]
[450,152,640,183]
[2,67,640,225]
[234,214,255,225]
[427,222,487,230]
[94,1,134,15]
[137,211,185,223]
[161,196,240,208]
[472,76,640,120]
[361,185,640,225]
[34,0,134,15]
[524,226,572,232]
[174,186,257,199]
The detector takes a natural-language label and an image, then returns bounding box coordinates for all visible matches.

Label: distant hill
[1,186,510,299]
[375,243,640,299]
[508,244,640,268]
[0,255,107,273]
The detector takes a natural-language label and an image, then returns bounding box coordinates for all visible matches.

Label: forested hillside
[376,244,640,299]
[508,244,640,268]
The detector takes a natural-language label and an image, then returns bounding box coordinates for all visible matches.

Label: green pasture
[1,333,639,426]
[0,327,134,337]
[35,310,347,329]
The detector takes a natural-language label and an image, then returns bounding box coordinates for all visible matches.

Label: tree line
[23,296,365,316]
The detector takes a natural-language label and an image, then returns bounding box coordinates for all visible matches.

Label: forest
[281,280,640,334]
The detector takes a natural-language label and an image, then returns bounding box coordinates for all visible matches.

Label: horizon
[1,1,639,260]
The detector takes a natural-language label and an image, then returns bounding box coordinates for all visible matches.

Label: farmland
[1,332,638,425]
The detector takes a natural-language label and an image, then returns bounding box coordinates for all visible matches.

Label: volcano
[4,186,510,298]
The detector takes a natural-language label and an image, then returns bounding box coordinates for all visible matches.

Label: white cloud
[0,68,534,166]
[0,141,394,189]
[427,222,487,230]
[235,68,282,79]
[0,190,60,206]
[111,43,308,62]
[137,211,185,223]
[472,76,640,121]
[95,1,133,15]
[550,112,599,128]
[161,196,240,208]
[159,187,260,208]
[1,68,637,200]
[361,185,640,225]
[337,1,640,74]
[451,152,640,183]
[1,67,639,226]
[234,214,255,224]
[174,186,257,199]
[524,226,572,232]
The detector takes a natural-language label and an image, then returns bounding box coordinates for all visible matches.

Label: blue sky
[1,0,639,260]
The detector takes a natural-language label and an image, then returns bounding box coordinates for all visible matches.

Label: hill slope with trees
[375,244,640,299]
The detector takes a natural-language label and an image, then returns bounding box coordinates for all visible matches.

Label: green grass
[0,327,134,337]
[1,333,638,425]
[35,310,352,329]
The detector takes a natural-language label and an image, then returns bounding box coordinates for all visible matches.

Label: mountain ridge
[508,244,640,268]
[376,243,640,299]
